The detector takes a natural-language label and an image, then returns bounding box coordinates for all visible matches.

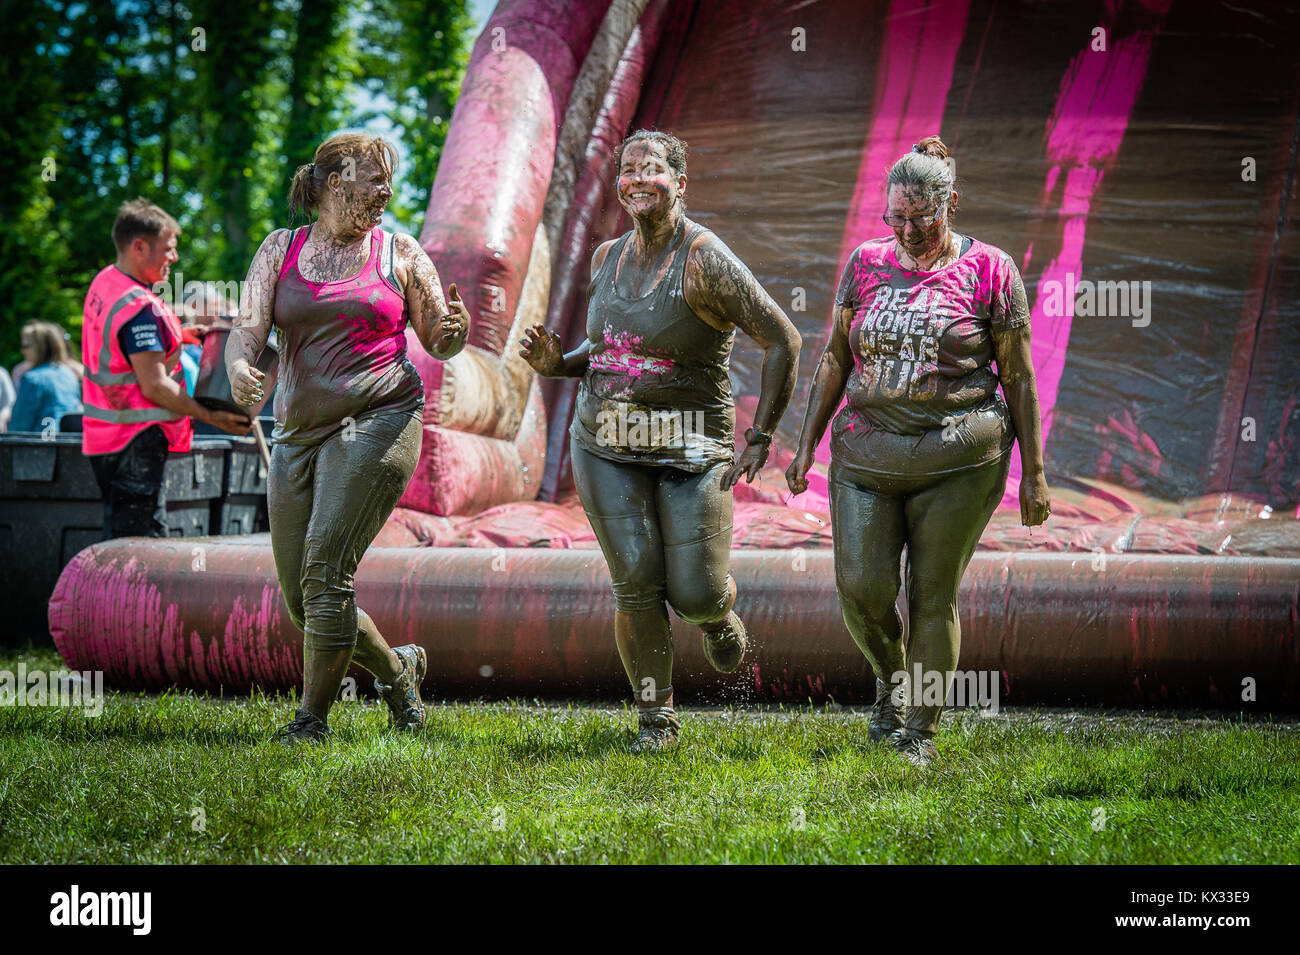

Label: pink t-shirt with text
[833,235,1029,436]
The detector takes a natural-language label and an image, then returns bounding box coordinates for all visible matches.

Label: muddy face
[327,156,394,235]
[886,184,953,262]
[617,141,684,221]
[137,229,178,285]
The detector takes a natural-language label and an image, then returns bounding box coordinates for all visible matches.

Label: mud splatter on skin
[394,232,465,359]
[227,157,397,396]
[616,141,685,268]
[227,229,290,397]
[297,158,393,284]
[887,183,958,268]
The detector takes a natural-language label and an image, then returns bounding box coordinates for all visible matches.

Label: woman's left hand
[1020,471,1051,526]
[435,283,470,353]
[722,441,768,491]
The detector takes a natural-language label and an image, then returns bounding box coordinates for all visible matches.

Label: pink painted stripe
[804,0,970,506]
[1005,13,1166,507]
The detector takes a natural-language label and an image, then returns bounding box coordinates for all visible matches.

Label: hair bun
[913,135,950,161]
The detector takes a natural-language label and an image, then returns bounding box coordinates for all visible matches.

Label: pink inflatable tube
[414,0,613,363]
[49,538,1299,706]
[396,0,614,515]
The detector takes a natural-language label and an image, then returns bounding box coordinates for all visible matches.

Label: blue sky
[470,0,497,28]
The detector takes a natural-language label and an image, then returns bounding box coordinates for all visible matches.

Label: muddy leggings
[570,439,734,703]
[268,407,423,713]
[829,452,1010,735]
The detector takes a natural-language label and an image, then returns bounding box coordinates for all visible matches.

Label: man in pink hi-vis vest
[81,199,251,539]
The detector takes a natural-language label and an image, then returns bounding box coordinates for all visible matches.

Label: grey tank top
[570,218,736,471]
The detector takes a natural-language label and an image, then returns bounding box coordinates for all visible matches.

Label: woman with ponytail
[226,133,471,742]
[787,136,1050,766]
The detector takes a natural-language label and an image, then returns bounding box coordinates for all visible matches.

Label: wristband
[744,426,773,446]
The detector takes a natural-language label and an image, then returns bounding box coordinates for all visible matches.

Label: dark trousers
[829,452,1011,734]
[569,438,734,623]
[88,425,169,540]
[267,407,423,651]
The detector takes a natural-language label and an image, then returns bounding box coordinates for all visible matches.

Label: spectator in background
[11,324,83,390]
[11,356,30,391]
[10,321,84,432]
[0,366,15,432]
[179,285,237,396]
[179,329,200,394]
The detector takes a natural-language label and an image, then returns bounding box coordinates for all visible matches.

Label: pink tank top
[271,224,423,445]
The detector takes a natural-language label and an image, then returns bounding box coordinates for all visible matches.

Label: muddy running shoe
[889,728,938,767]
[276,708,332,744]
[374,644,427,733]
[629,705,681,754]
[702,611,747,673]
[868,677,906,743]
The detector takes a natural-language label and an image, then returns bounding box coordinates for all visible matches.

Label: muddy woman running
[787,137,1050,766]
[521,130,801,752]
[226,133,470,742]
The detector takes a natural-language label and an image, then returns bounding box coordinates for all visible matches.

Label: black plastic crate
[226,438,269,495]
[163,499,212,537]
[0,435,101,500]
[1,434,233,643]
[212,495,267,535]
[163,439,227,502]
[0,498,102,643]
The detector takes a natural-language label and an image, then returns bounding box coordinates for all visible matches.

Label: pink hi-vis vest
[81,265,192,456]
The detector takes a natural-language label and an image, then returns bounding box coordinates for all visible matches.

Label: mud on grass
[1,647,1297,864]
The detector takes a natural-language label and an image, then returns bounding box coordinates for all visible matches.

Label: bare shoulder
[392,232,438,291]
[393,231,426,258]
[590,237,619,276]
[258,228,293,264]
[246,230,293,298]
[686,228,755,292]
[687,227,731,266]
[685,227,758,296]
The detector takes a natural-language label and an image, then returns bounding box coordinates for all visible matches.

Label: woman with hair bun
[226,132,471,742]
[787,136,1050,766]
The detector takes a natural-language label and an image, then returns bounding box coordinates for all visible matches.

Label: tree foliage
[0,0,472,368]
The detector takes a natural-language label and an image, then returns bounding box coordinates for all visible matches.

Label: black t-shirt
[115,272,175,357]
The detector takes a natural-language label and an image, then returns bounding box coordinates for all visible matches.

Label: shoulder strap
[668,219,705,281]
[86,286,151,385]
[607,231,632,272]
[378,229,401,291]
[595,231,632,292]
[280,225,311,278]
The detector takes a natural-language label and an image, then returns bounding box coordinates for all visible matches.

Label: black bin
[0,434,249,644]
[0,435,105,643]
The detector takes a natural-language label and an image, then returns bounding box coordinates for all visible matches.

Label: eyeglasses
[882,204,947,229]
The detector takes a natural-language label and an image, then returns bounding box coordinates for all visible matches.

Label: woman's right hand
[785,446,815,496]
[518,322,565,378]
[231,361,266,408]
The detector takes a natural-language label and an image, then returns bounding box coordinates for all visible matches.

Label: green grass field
[2,646,1297,864]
